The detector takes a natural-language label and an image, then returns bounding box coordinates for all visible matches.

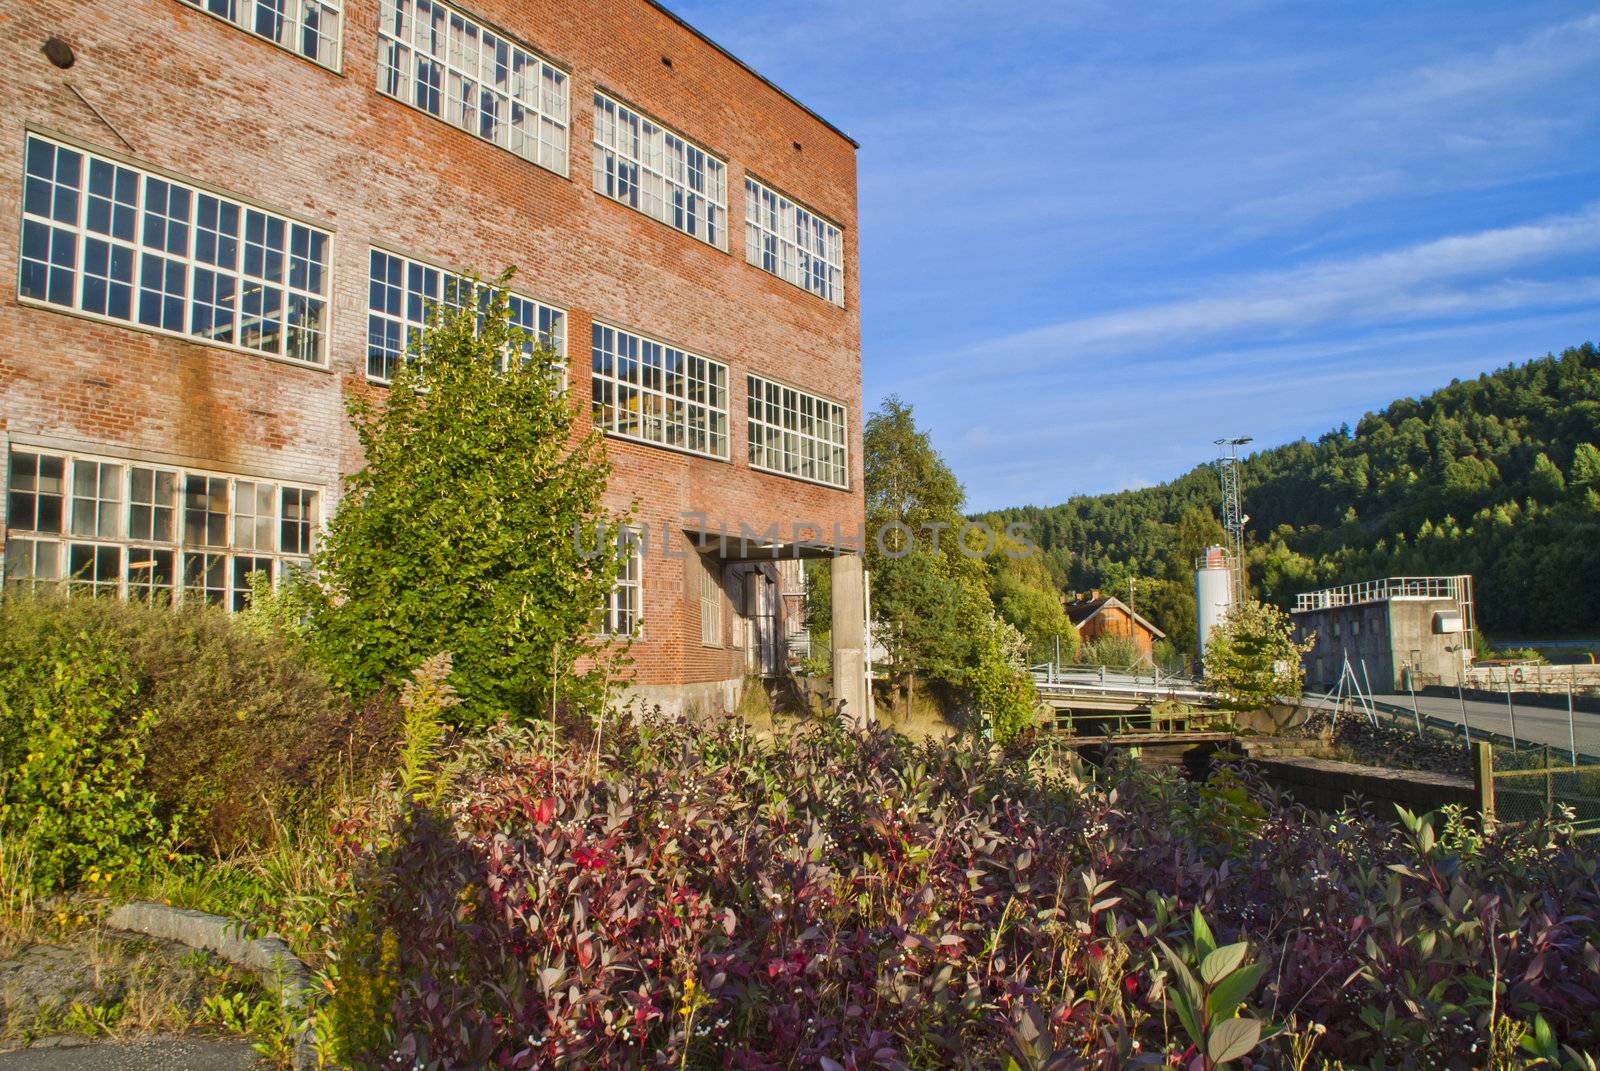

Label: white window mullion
[18,135,331,367]
[178,0,340,70]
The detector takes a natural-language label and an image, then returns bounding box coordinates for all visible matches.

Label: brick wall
[0,0,863,692]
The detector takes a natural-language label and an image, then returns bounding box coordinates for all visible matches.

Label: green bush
[1080,633,1141,670]
[306,281,624,729]
[0,592,397,856]
[0,627,176,895]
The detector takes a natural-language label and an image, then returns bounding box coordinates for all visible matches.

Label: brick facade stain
[0,0,864,703]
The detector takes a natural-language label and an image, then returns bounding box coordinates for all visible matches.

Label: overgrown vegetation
[985,342,1600,638]
[1203,600,1314,711]
[0,593,395,888]
[322,712,1600,1069]
[304,276,625,729]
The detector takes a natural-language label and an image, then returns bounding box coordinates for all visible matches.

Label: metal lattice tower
[1214,436,1252,599]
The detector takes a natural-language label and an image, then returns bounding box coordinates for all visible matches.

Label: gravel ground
[1,929,264,1062]
[1292,709,1472,777]
[0,1035,259,1070]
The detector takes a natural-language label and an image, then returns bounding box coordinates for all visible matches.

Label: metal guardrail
[1293,575,1470,612]
[1030,663,1214,704]
[1303,689,1600,767]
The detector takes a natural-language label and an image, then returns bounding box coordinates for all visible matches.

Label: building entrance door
[743,567,780,677]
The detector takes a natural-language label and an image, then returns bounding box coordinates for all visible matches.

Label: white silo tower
[1195,545,1235,662]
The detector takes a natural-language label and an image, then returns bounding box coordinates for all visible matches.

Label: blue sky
[670,0,1600,511]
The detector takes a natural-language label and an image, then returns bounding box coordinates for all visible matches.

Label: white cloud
[949,205,1600,368]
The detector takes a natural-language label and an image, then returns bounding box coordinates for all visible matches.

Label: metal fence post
[1570,678,1579,768]
[1360,659,1379,728]
[1408,680,1424,738]
[1473,740,1495,825]
[1458,680,1473,749]
[1504,676,1519,752]
[1544,745,1554,816]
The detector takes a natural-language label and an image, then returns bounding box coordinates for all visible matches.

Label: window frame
[699,555,722,648]
[590,320,730,461]
[3,444,321,609]
[742,175,845,307]
[376,0,570,177]
[596,529,643,640]
[365,245,567,385]
[16,132,335,370]
[592,90,728,250]
[175,0,344,72]
[745,373,850,490]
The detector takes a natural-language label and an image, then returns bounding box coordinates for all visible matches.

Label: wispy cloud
[668,1,1600,508]
[937,205,1600,374]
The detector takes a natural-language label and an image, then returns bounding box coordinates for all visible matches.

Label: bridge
[1030,664,1220,744]
[1031,664,1213,709]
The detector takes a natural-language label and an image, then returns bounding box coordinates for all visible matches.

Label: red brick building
[0,0,866,716]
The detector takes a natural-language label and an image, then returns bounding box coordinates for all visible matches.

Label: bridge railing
[1030,662,1213,704]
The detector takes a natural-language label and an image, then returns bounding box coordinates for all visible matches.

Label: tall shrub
[0,593,395,855]
[1202,599,1312,711]
[307,277,624,728]
[0,628,176,895]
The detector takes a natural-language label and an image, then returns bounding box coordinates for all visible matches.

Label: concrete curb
[104,902,319,1070]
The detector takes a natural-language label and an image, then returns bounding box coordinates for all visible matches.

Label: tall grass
[0,828,37,954]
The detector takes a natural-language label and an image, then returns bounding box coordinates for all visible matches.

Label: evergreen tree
[980,342,1600,636]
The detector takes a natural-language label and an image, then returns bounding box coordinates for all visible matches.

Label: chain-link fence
[1489,745,1600,832]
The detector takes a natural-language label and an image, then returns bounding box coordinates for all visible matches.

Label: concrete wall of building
[1293,598,1461,691]
[0,0,864,697]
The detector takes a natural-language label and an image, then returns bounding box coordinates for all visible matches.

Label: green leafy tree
[864,396,1033,722]
[987,534,1077,664]
[307,277,624,729]
[1202,600,1313,711]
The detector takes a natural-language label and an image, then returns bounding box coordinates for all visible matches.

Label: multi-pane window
[3,447,318,608]
[592,93,726,248]
[366,248,565,382]
[597,532,643,638]
[744,177,844,306]
[699,556,722,647]
[19,136,332,365]
[746,375,849,489]
[281,487,317,555]
[378,0,568,173]
[177,0,342,69]
[590,323,728,459]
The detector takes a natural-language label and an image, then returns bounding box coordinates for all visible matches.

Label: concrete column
[830,553,869,730]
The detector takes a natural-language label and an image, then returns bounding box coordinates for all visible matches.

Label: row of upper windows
[16,134,851,490]
[178,0,846,305]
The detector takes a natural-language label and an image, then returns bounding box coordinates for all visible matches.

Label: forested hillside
[985,342,1600,644]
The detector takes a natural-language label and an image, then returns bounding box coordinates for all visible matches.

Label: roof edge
[645,0,860,149]
[1068,597,1168,640]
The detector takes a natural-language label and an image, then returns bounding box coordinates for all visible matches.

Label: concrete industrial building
[0,0,868,719]
[1290,577,1476,692]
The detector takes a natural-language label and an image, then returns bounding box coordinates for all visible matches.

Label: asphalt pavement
[1362,691,1600,757]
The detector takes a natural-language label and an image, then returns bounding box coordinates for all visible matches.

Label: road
[1308,690,1600,758]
